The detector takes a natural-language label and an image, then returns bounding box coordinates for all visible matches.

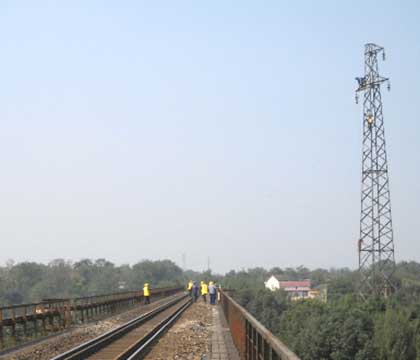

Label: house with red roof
[265,276,312,299]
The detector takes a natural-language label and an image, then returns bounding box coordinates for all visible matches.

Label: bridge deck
[1,290,299,360]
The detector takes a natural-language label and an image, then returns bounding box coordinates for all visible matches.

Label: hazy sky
[0,1,419,273]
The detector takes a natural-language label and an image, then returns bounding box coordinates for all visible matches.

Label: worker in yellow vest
[143,283,151,304]
[187,280,193,297]
[200,281,208,303]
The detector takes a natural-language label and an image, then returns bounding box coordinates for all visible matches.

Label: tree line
[0,258,188,304]
[223,262,420,360]
[2,258,420,359]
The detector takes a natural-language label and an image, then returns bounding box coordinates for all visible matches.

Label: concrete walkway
[210,305,240,360]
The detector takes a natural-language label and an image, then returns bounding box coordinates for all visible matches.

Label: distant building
[264,276,312,299]
[265,275,283,291]
[280,280,311,299]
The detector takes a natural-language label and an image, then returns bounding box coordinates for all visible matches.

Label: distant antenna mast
[355,43,395,298]
[207,256,210,272]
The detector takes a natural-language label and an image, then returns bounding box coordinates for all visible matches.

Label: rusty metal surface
[0,287,181,321]
[0,287,182,351]
[219,290,300,360]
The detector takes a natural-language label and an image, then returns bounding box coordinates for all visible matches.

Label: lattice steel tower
[355,43,395,298]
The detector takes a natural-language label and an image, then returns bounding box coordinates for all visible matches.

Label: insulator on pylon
[387,81,391,91]
[383,51,386,61]
[355,94,359,104]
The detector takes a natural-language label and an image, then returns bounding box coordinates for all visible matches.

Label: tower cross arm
[355,75,389,92]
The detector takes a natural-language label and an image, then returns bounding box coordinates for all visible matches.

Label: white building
[265,275,283,291]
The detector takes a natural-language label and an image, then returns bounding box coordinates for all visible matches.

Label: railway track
[50,294,191,360]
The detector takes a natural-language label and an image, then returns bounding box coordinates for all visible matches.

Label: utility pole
[355,43,395,298]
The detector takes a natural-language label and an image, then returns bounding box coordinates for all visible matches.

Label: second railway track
[50,294,191,360]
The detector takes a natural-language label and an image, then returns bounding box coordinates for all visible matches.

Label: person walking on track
[192,281,200,302]
[143,283,151,304]
[209,281,217,305]
[187,280,193,297]
[201,281,208,303]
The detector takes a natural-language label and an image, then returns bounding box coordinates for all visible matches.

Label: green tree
[374,309,416,360]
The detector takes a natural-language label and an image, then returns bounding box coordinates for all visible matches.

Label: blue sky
[0,1,419,272]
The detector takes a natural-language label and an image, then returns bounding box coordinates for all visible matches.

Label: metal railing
[219,289,300,360]
[0,286,182,350]
[0,287,180,322]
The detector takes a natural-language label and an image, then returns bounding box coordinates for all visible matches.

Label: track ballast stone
[144,301,212,360]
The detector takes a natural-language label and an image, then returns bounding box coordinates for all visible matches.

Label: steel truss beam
[355,43,395,298]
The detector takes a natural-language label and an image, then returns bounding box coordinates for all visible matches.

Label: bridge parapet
[220,289,300,360]
[0,286,182,350]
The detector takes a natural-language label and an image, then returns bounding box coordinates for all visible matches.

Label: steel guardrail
[0,286,183,351]
[220,289,300,360]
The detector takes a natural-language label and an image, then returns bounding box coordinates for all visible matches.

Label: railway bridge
[0,287,299,360]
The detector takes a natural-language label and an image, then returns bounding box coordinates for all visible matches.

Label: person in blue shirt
[208,281,217,305]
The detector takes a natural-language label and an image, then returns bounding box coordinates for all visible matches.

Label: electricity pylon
[355,43,395,298]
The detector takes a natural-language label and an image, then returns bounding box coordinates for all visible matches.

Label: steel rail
[50,294,189,360]
[125,298,191,360]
